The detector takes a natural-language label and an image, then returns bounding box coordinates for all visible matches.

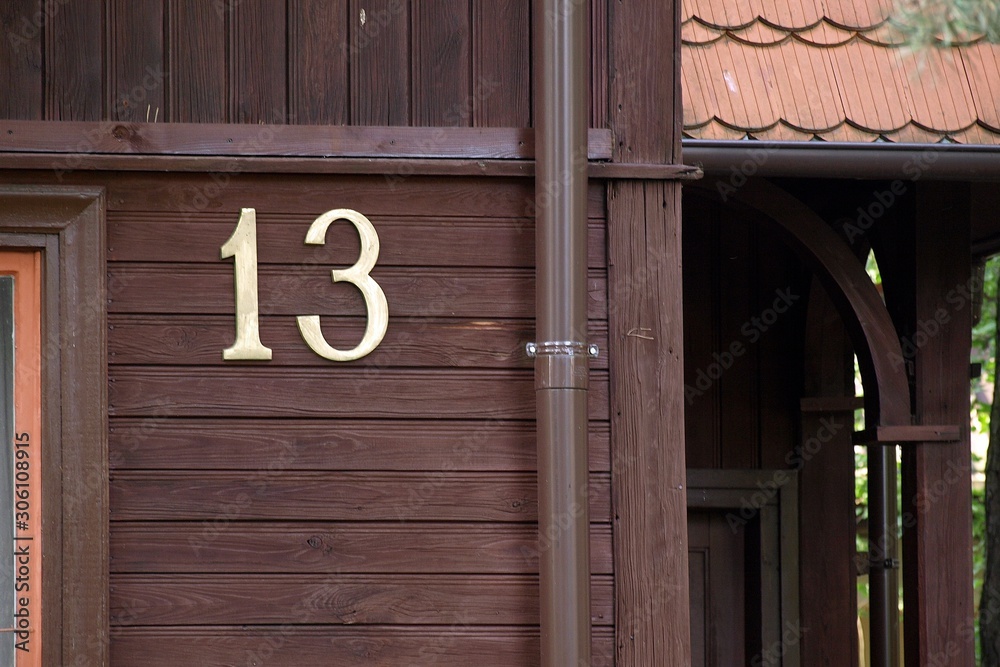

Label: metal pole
[532,0,591,665]
[869,443,900,667]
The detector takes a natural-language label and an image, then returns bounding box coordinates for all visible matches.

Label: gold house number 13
[221,207,389,362]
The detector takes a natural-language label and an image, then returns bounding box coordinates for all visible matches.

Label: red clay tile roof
[681,0,1000,143]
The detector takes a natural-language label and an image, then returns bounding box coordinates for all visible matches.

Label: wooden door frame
[688,468,801,666]
[0,186,107,666]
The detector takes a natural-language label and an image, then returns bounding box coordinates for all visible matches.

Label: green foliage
[893,0,1000,46]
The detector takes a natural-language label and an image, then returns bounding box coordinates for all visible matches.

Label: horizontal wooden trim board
[108,316,610,370]
[109,523,614,574]
[0,171,608,219]
[108,419,612,472]
[107,265,609,319]
[853,424,962,444]
[109,627,615,667]
[108,368,610,420]
[109,471,612,522]
[0,121,613,159]
[0,153,699,179]
[108,214,608,268]
[799,396,864,413]
[109,574,614,626]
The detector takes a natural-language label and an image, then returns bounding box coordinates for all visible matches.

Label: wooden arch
[692,177,911,432]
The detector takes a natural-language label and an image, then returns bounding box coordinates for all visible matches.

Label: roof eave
[682,139,1000,182]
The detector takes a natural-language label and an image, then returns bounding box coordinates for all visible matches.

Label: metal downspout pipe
[531,1,591,665]
[868,444,900,667]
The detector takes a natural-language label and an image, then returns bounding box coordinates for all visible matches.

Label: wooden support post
[798,283,859,666]
[901,182,975,666]
[608,0,690,664]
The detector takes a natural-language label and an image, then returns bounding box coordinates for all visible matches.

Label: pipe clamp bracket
[526,341,596,390]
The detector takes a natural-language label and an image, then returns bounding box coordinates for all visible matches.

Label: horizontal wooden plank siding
[109,419,612,472]
[110,523,614,574]
[109,471,613,522]
[110,627,616,667]
[110,574,614,626]
[107,368,610,419]
[85,170,613,664]
[107,316,610,369]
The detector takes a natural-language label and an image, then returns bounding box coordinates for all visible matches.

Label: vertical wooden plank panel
[901,182,975,666]
[0,0,43,119]
[168,0,227,123]
[231,0,287,124]
[756,227,806,470]
[45,0,103,120]
[610,0,679,163]
[412,0,470,126]
[288,0,348,125]
[590,0,607,128]
[718,217,758,468]
[682,195,720,469]
[608,180,690,665]
[798,385,858,667]
[349,0,410,125]
[108,0,165,122]
[472,0,530,127]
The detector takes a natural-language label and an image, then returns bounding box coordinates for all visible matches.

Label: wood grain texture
[0,187,109,666]
[108,418,612,472]
[110,522,614,574]
[608,180,691,665]
[110,471,612,522]
[107,367,610,420]
[110,573,614,626]
[610,0,679,164]
[167,0,227,122]
[796,282,858,665]
[288,0,349,125]
[696,177,912,430]
[107,214,607,268]
[349,0,410,124]
[106,264,608,320]
[44,0,103,120]
[900,182,975,666]
[0,120,613,159]
[591,0,608,128]
[412,1,471,127]
[107,315,609,369]
[472,0,530,127]
[110,627,616,667]
[230,0,287,123]
[0,0,43,119]
[108,0,165,122]
[0,151,658,178]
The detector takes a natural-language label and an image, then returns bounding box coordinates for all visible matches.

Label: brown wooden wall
[0,168,613,665]
[682,191,810,469]
[0,0,608,128]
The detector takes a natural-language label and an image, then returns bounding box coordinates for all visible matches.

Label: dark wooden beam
[853,425,962,445]
[608,0,690,662]
[694,177,912,430]
[899,182,976,666]
[0,120,613,160]
[798,285,859,666]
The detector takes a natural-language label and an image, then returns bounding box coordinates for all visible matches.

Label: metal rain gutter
[683,140,1000,181]
[531,1,592,665]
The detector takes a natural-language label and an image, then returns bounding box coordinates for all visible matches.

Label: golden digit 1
[296,209,389,361]
[220,208,273,360]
